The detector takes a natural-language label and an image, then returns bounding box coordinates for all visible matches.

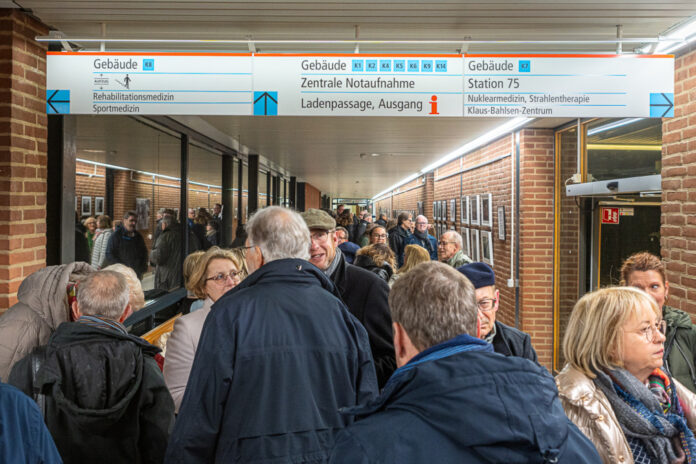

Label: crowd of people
[0,204,695,463]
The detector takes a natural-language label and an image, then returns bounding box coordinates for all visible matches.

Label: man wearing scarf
[329,261,601,463]
[407,215,438,260]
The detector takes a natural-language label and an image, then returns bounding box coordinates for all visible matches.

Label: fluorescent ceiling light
[654,14,696,54]
[372,117,531,200]
[587,118,643,136]
[586,144,662,151]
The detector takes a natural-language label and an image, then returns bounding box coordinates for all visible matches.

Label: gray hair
[335,226,349,239]
[443,230,462,250]
[415,215,428,224]
[247,206,310,262]
[161,215,175,228]
[389,261,477,350]
[77,270,130,320]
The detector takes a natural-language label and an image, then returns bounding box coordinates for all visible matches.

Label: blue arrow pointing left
[46,89,70,114]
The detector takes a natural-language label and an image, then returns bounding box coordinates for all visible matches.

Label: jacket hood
[343,341,574,461]
[16,262,94,329]
[226,258,341,300]
[664,305,693,329]
[353,255,394,281]
[37,322,159,431]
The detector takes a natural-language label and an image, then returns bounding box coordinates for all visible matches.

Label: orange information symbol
[429,95,439,115]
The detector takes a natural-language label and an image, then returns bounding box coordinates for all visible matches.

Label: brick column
[0,10,49,311]
[661,43,696,315]
[423,172,434,221]
[518,128,555,369]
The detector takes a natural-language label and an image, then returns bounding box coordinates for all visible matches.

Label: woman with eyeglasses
[620,252,696,394]
[368,225,388,245]
[556,287,696,464]
[164,246,245,412]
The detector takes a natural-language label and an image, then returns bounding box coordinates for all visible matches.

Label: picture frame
[481,231,494,266]
[461,196,470,225]
[449,199,456,222]
[481,193,493,228]
[94,196,104,216]
[497,206,506,240]
[135,198,150,230]
[417,201,424,217]
[471,228,480,261]
[81,196,91,216]
[461,227,471,258]
[442,200,447,222]
[470,195,480,226]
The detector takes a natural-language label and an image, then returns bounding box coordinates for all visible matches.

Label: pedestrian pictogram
[46,89,70,114]
[254,91,278,115]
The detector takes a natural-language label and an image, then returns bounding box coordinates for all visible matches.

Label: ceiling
[16,1,696,197]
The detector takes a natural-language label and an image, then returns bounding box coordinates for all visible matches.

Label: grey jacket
[90,229,113,269]
[0,262,94,381]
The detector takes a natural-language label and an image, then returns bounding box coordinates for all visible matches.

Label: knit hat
[300,208,336,230]
[457,262,495,288]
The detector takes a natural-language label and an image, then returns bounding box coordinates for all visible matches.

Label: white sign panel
[47,52,253,115]
[463,54,674,118]
[252,54,463,116]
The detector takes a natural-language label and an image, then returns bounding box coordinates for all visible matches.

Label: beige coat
[0,262,94,382]
[163,298,213,413]
[556,364,696,464]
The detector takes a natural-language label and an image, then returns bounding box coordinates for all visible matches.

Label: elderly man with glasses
[406,215,437,260]
[438,230,472,268]
[301,208,396,388]
[458,262,538,362]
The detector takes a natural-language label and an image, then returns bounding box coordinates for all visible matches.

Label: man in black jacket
[9,270,174,464]
[458,262,538,362]
[105,210,148,279]
[302,208,396,387]
[166,207,377,463]
[388,212,412,268]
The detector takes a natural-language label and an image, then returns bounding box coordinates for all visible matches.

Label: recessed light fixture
[370,153,381,157]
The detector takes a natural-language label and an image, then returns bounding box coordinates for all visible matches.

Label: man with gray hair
[9,270,174,463]
[438,229,472,268]
[167,206,378,463]
[329,261,601,463]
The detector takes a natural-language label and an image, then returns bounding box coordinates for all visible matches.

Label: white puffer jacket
[91,229,113,269]
[0,262,94,381]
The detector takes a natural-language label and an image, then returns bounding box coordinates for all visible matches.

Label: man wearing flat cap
[458,262,537,362]
[301,208,396,388]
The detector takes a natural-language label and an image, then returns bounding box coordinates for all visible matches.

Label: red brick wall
[518,129,555,369]
[662,43,696,315]
[0,10,48,311]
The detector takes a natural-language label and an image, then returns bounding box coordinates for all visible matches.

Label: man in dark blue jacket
[330,261,601,464]
[105,211,148,279]
[166,206,378,463]
[406,214,438,260]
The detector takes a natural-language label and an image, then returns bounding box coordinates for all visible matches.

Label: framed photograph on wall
[417,201,424,217]
[81,196,91,216]
[433,201,438,221]
[449,199,456,222]
[481,193,493,227]
[470,195,480,226]
[94,197,104,216]
[135,198,150,230]
[461,196,470,225]
[481,231,494,266]
[497,206,506,240]
[442,200,447,222]
[461,227,471,258]
[471,228,480,261]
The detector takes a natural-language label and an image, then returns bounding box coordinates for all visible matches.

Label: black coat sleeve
[360,277,396,388]
[138,357,175,464]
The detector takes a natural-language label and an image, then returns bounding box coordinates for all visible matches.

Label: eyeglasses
[310,230,332,243]
[438,240,456,247]
[638,320,667,343]
[477,298,497,312]
[415,222,428,226]
[372,234,388,239]
[206,270,242,284]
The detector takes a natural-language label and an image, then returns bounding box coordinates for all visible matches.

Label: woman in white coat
[164,247,245,412]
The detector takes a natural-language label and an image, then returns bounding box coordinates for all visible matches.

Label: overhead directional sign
[463,54,674,118]
[47,52,674,118]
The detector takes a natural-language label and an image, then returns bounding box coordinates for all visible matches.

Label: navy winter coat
[406,232,438,260]
[330,334,601,464]
[105,225,148,279]
[165,258,378,463]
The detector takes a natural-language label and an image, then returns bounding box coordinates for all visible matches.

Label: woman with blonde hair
[164,246,244,412]
[91,215,113,269]
[388,244,430,287]
[556,287,696,464]
[354,243,396,283]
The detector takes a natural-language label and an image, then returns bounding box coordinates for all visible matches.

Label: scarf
[594,367,696,464]
[413,230,434,253]
[324,247,342,277]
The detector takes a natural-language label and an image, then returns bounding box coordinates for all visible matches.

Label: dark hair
[397,212,411,226]
[207,220,219,230]
[123,210,137,220]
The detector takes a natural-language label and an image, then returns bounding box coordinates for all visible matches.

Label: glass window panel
[586,118,662,181]
[187,142,222,255]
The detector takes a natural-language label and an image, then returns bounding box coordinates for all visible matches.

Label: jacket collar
[555,364,598,406]
[342,334,492,416]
